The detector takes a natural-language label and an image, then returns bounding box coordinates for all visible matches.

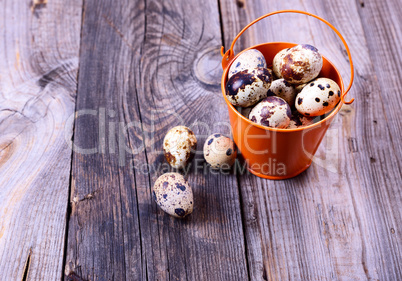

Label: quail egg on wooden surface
[228,49,267,79]
[204,134,237,169]
[287,111,316,129]
[226,68,272,107]
[295,77,341,117]
[249,96,291,128]
[267,78,297,107]
[272,48,290,79]
[279,44,323,84]
[152,173,193,218]
[163,126,197,169]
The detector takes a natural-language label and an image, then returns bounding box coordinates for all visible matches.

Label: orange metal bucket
[220,10,354,180]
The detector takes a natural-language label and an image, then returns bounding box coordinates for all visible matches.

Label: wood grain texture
[136,0,248,280]
[65,0,248,280]
[220,0,402,280]
[1,0,401,280]
[64,0,145,279]
[0,0,82,280]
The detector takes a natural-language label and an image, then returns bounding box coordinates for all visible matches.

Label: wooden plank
[219,0,402,280]
[353,0,402,276]
[0,0,82,280]
[63,0,145,279]
[65,0,249,280]
[136,0,249,280]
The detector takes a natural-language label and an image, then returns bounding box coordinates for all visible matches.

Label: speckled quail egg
[287,111,316,129]
[226,68,272,107]
[272,48,290,79]
[249,96,291,128]
[228,49,267,79]
[163,126,197,169]
[267,78,297,107]
[279,44,323,84]
[295,77,341,117]
[204,134,237,169]
[152,173,193,218]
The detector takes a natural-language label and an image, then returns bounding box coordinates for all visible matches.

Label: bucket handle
[220,10,354,104]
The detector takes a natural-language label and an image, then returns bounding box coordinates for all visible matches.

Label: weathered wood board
[220,0,402,280]
[0,0,82,280]
[0,0,401,280]
[64,0,248,280]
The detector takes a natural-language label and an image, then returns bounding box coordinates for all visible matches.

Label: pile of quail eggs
[152,44,341,219]
[152,126,237,218]
[226,44,342,129]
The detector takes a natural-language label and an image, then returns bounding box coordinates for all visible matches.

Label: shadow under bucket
[220,10,354,180]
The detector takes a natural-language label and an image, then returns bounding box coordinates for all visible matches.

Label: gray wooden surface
[0,0,82,280]
[0,0,401,280]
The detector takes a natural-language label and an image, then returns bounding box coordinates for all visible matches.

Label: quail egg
[228,49,267,79]
[249,96,291,128]
[204,134,237,169]
[267,78,297,107]
[295,77,341,117]
[152,172,193,218]
[272,48,290,79]
[163,126,197,169]
[226,67,272,107]
[287,111,316,129]
[279,44,323,84]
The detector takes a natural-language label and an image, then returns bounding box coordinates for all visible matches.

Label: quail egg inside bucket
[267,78,297,108]
[272,48,290,79]
[295,77,341,117]
[279,44,323,84]
[228,49,267,79]
[249,96,291,129]
[226,67,272,107]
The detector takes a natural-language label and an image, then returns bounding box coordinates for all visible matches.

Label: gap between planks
[61,0,87,278]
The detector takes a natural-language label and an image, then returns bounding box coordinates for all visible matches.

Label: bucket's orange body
[220,11,354,180]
